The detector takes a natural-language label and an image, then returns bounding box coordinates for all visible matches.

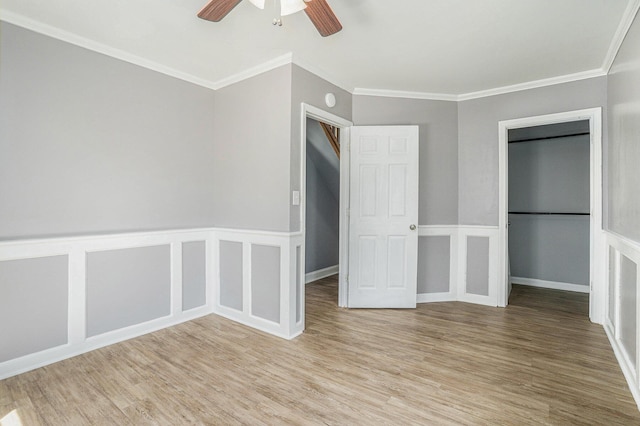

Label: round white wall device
[325,93,336,108]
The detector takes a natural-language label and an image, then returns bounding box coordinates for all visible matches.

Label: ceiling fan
[197,0,342,37]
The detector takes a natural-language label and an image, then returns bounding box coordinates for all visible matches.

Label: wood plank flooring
[1,278,639,425]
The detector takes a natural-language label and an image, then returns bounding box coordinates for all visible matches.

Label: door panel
[348,126,419,308]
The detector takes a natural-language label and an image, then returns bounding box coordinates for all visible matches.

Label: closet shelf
[508,212,590,215]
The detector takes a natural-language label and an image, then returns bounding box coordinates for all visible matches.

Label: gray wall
[290,65,353,232]
[508,134,590,286]
[509,215,590,285]
[509,135,590,214]
[352,96,459,225]
[182,241,207,311]
[305,119,340,273]
[219,240,243,311]
[417,236,450,294]
[86,245,171,337]
[607,11,640,244]
[213,65,293,232]
[0,23,217,239]
[458,77,607,226]
[0,256,68,362]
[251,244,281,323]
[619,255,637,367]
[466,236,490,296]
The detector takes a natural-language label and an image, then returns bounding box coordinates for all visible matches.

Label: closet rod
[508,131,590,144]
[508,212,590,215]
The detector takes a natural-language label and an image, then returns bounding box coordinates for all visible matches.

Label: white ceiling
[1,0,637,97]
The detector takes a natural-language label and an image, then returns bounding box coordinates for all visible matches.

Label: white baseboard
[511,276,590,293]
[305,265,339,284]
[417,292,454,303]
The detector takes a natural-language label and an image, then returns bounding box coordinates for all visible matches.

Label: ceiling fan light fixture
[248,0,265,9]
[280,0,307,16]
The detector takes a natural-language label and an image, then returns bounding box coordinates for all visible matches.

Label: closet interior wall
[508,121,591,292]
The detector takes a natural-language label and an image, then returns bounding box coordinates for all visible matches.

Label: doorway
[498,108,605,323]
[304,117,341,289]
[300,104,352,307]
[508,120,591,313]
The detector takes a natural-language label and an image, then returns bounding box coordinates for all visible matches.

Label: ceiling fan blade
[304,0,342,37]
[198,0,242,22]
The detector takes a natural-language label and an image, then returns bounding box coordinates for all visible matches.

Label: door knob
[409,224,416,231]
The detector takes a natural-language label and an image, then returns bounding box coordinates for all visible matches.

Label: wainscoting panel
[212,230,304,341]
[417,226,500,306]
[604,231,640,409]
[0,228,303,380]
[466,236,490,296]
[86,245,171,337]
[182,241,207,311]
[417,235,451,295]
[218,240,244,311]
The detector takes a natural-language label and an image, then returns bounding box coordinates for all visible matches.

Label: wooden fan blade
[198,0,242,22]
[304,0,342,37]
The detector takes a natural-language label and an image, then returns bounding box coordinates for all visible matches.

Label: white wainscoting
[418,225,501,307]
[604,231,640,409]
[0,227,303,380]
[212,230,304,340]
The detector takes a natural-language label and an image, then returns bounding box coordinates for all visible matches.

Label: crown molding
[2,6,634,102]
[353,68,608,102]
[291,55,354,94]
[212,53,293,90]
[602,0,640,72]
[352,88,457,102]
[0,10,219,91]
[457,68,607,101]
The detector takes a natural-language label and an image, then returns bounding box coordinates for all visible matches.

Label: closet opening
[508,120,591,315]
[498,108,605,323]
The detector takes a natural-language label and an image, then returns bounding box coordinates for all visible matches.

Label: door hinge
[345,275,349,284]
[346,209,350,217]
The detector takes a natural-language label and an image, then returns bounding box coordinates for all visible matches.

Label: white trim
[604,230,640,410]
[0,304,210,381]
[214,53,293,89]
[498,108,605,323]
[292,55,353,94]
[305,265,339,284]
[352,88,458,102]
[4,8,636,102]
[1,10,626,104]
[0,10,219,91]
[0,226,304,380]
[417,225,500,305]
[457,228,500,307]
[602,0,640,72]
[353,69,607,102]
[300,103,353,310]
[457,69,606,101]
[605,325,640,410]
[511,277,590,293]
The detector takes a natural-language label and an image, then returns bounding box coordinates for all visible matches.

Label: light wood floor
[2,278,639,425]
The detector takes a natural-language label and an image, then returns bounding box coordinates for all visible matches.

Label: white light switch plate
[292,191,300,206]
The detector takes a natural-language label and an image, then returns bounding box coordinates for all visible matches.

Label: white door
[348,126,419,308]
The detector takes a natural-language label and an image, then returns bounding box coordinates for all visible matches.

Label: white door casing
[497,108,604,323]
[348,126,419,308]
